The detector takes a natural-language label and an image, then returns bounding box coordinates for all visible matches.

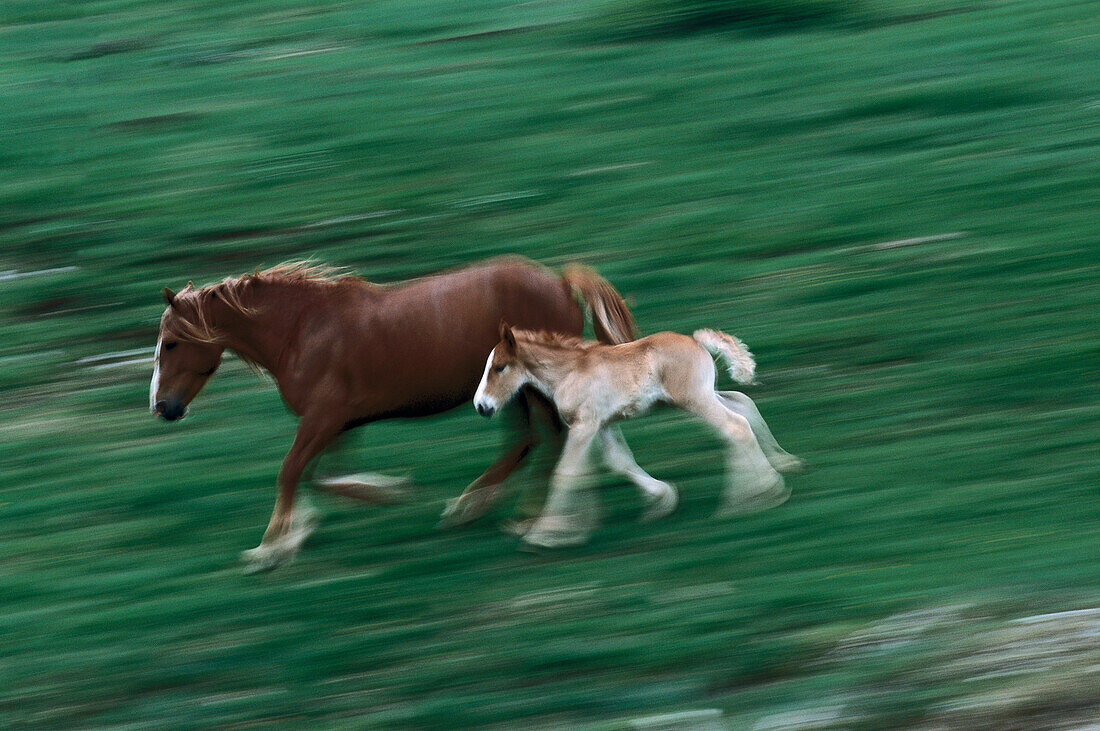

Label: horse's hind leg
[314,473,411,504]
[599,426,678,522]
[304,428,412,504]
[716,391,803,474]
[439,392,538,528]
[678,393,788,516]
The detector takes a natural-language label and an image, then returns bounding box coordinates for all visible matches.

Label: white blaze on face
[473,347,496,413]
[149,339,161,413]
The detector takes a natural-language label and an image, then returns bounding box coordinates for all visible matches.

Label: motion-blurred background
[2,0,1097,727]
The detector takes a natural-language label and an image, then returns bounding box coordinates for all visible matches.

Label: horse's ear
[184,281,194,291]
[501,321,516,351]
[162,287,177,307]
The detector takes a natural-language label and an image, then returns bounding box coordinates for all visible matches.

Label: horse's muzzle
[475,402,495,418]
[154,399,187,421]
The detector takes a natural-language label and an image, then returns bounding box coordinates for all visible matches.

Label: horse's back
[338,259,582,418]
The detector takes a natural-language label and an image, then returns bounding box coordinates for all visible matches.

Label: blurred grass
[1,0,1098,727]
[588,0,861,39]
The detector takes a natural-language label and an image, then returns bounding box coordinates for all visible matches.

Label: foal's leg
[716,391,803,474]
[679,394,788,516]
[439,393,538,528]
[524,422,601,548]
[599,426,678,522]
[503,392,565,536]
[242,416,341,572]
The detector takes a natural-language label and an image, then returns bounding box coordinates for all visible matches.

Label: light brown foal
[474,324,800,548]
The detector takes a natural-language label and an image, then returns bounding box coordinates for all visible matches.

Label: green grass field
[1,0,1098,726]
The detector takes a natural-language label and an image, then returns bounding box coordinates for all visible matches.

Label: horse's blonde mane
[164,261,352,346]
[248,260,348,284]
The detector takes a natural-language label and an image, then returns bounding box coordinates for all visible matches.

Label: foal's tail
[561,264,637,345]
[693,329,757,385]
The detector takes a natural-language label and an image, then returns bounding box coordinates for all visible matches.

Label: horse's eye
[163,342,178,352]
[494,364,506,374]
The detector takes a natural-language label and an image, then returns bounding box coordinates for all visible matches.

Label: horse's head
[150,284,224,421]
[474,321,530,418]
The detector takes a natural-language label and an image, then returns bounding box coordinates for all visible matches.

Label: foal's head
[474,322,529,418]
[150,284,225,421]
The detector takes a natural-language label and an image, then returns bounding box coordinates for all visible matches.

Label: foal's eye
[163,342,178,352]
[494,365,506,374]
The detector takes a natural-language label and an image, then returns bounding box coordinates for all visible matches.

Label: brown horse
[149,257,654,570]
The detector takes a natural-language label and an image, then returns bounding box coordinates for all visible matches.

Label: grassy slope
[1,0,1097,726]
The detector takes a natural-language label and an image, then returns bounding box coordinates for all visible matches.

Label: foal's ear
[499,320,516,350]
[162,287,177,307]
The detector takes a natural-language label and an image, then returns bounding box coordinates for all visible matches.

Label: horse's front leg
[242,416,342,572]
[524,422,600,549]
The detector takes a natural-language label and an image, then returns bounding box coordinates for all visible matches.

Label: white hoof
[716,476,790,518]
[438,496,467,529]
[241,507,317,574]
[640,483,679,522]
[437,486,500,529]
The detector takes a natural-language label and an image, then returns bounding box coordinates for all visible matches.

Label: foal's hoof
[716,478,790,518]
[640,483,679,522]
[522,516,591,549]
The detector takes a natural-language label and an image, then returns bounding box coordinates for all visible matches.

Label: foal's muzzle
[476,402,495,418]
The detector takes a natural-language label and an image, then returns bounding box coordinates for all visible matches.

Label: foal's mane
[513,329,602,353]
[165,261,352,345]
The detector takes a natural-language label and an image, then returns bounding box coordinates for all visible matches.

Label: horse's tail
[561,264,637,345]
[693,329,757,385]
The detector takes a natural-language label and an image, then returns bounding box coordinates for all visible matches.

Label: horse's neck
[212,282,320,376]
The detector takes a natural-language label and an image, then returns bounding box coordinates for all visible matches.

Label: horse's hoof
[437,497,471,529]
[640,483,679,522]
[438,487,500,529]
[716,478,790,518]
